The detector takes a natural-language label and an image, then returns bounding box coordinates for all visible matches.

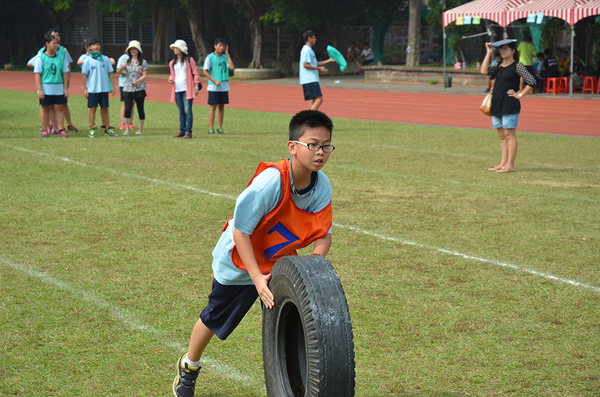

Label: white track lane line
[0,257,265,390]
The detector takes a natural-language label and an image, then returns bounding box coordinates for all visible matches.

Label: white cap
[170,39,188,55]
[125,40,143,54]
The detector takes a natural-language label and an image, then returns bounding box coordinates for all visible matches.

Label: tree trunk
[248,19,263,68]
[406,0,422,67]
[152,8,167,63]
[188,11,210,61]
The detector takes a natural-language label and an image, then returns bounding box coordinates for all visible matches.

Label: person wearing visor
[480,39,536,173]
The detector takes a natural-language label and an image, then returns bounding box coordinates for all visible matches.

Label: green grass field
[1,89,599,396]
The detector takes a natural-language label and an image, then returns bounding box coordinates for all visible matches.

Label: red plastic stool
[582,76,595,94]
[546,78,559,95]
[558,77,569,94]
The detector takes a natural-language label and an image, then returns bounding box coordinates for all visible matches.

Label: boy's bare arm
[312,233,332,257]
[203,69,220,86]
[233,228,275,308]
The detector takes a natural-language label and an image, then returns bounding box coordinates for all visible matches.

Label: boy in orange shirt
[173,110,335,397]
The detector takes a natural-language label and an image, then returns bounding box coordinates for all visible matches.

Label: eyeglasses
[293,141,335,153]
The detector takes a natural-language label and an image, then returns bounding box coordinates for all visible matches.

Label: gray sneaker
[173,354,200,397]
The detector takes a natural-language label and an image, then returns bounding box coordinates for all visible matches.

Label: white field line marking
[334,224,600,294]
[0,256,264,389]
[3,144,599,294]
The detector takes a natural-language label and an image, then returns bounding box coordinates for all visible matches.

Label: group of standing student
[30,28,78,137]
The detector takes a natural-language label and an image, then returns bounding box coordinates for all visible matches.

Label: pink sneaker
[120,123,126,130]
[58,129,68,138]
[42,130,50,138]
[129,124,136,129]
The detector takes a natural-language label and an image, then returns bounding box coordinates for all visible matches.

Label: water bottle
[477,61,480,70]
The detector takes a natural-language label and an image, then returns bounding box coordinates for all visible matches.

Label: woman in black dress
[480,39,537,173]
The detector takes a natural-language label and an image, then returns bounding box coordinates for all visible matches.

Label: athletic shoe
[216,127,224,135]
[52,129,59,135]
[208,128,215,135]
[129,124,136,129]
[67,125,79,132]
[173,354,200,397]
[135,130,143,135]
[120,123,126,130]
[104,127,117,137]
[42,130,50,138]
[122,131,131,136]
[88,126,97,138]
[58,129,68,138]
[39,126,44,133]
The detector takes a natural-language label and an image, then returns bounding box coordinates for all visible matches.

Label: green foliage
[540,17,567,55]
[38,0,78,11]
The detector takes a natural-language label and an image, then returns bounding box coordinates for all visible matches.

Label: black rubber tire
[262,255,355,397]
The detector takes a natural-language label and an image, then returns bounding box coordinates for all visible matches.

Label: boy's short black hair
[544,49,552,56]
[87,38,101,46]
[536,52,544,58]
[303,30,316,43]
[214,37,227,46]
[289,110,333,141]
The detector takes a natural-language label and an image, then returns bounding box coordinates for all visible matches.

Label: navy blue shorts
[39,94,67,106]
[208,91,229,105]
[88,92,109,108]
[199,278,259,340]
[302,82,322,101]
[120,86,125,101]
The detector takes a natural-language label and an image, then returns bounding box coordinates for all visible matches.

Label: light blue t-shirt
[212,165,332,285]
[203,55,230,92]
[81,55,114,93]
[33,54,70,96]
[117,54,129,87]
[299,44,319,85]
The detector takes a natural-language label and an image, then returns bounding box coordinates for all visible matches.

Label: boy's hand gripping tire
[262,255,355,396]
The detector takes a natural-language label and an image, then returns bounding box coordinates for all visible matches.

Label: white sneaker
[122,131,131,136]
[135,130,143,135]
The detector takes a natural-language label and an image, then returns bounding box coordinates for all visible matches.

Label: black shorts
[302,82,322,101]
[208,91,229,105]
[362,59,374,66]
[199,278,259,340]
[123,90,146,100]
[88,92,109,108]
[39,94,67,106]
[119,86,125,101]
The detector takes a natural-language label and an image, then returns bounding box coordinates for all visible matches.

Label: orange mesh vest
[225,159,332,274]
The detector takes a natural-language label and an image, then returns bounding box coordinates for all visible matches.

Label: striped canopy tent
[443,0,531,28]
[505,0,594,96]
[441,0,531,93]
[573,0,600,23]
[505,0,590,25]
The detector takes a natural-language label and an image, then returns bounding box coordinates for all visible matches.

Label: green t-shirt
[39,50,66,85]
[207,53,229,85]
[517,41,537,67]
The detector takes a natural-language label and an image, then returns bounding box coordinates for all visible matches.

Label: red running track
[2,71,598,137]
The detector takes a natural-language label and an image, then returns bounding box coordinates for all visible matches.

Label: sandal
[488,165,503,171]
[496,168,515,173]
